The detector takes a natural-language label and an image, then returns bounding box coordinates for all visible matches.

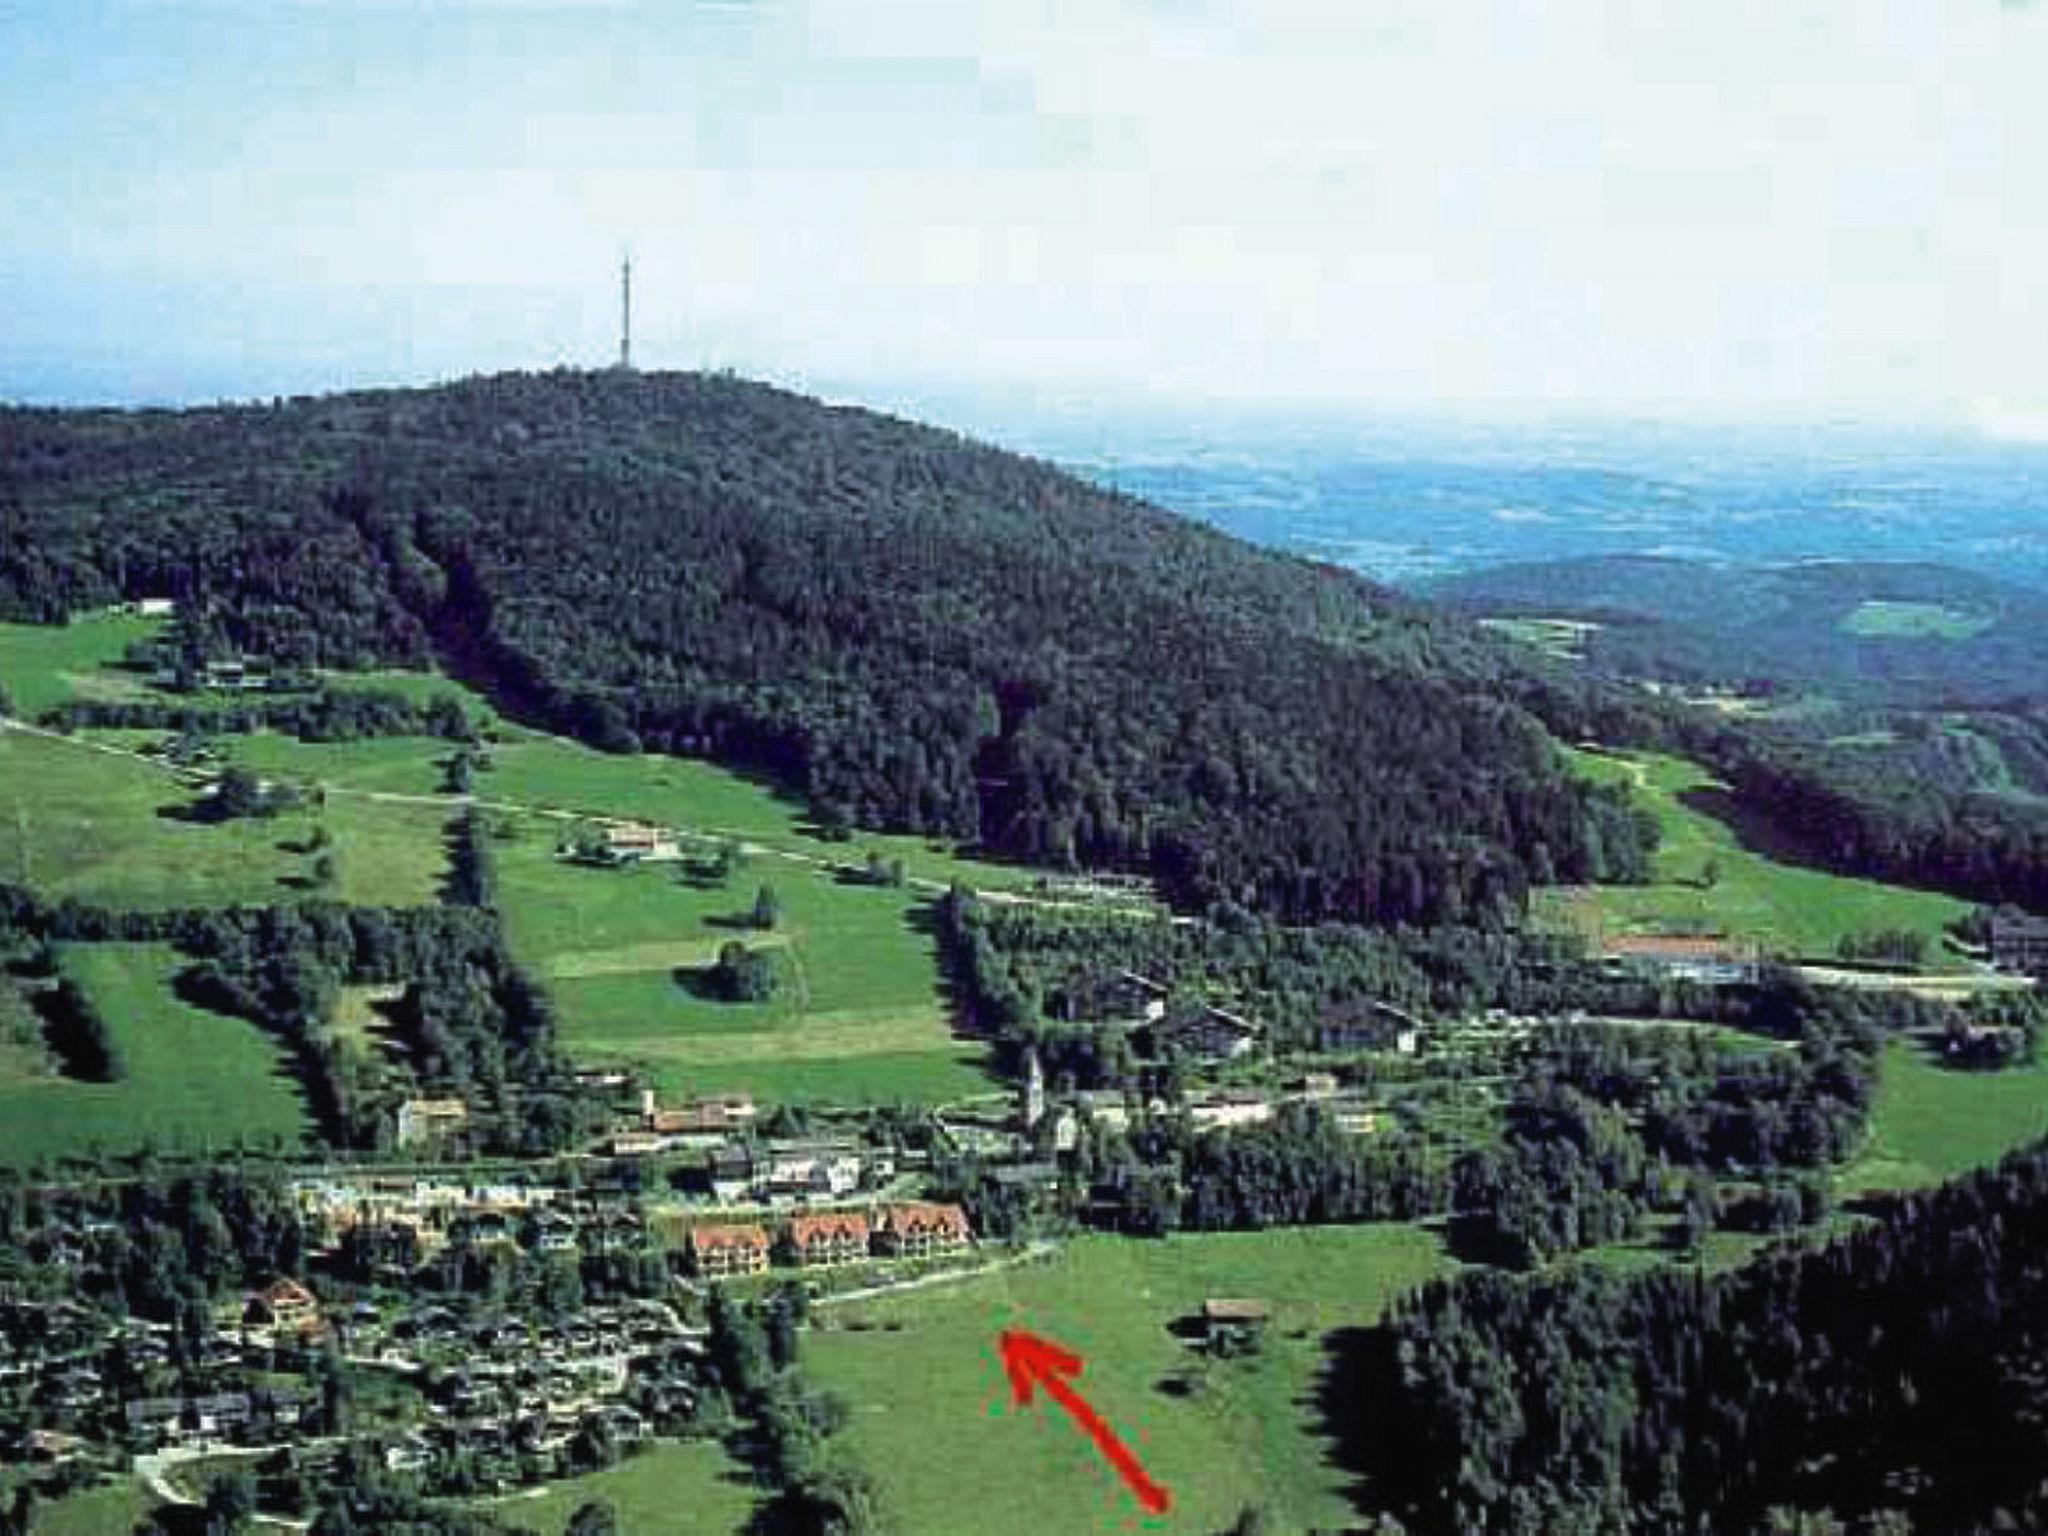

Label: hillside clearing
[0,944,311,1167]
[1544,747,1969,962]
[1839,1040,2048,1197]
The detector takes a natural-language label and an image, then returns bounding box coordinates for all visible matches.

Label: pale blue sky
[3,0,2045,431]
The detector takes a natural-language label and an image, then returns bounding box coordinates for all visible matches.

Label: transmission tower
[619,253,633,371]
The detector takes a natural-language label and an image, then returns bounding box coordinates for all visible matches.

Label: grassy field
[1838,1040,2048,1196]
[480,732,1037,893]
[1478,615,1601,661]
[808,1225,1449,1536]
[0,944,311,1168]
[19,1480,149,1536]
[0,612,165,718]
[0,728,448,909]
[1839,599,1991,640]
[480,1439,759,1535]
[494,830,993,1105]
[1544,748,1970,962]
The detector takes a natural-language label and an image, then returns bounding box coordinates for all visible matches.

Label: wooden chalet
[244,1277,323,1338]
[395,1097,469,1148]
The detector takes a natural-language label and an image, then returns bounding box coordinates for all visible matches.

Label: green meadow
[15,1480,149,1536]
[0,727,447,909]
[0,612,164,717]
[1839,1039,2048,1197]
[481,1439,759,1535]
[493,831,993,1106]
[479,732,1038,893]
[1545,747,1969,962]
[0,944,311,1167]
[1838,599,1991,641]
[808,1224,1450,1536]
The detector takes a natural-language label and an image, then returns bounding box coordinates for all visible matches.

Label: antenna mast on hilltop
[619,252,634,371]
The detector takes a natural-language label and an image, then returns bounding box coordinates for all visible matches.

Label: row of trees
[35,975,122,1082]
[43,685,476,745]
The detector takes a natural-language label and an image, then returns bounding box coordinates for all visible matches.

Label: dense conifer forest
[0,369,1657,926]
[1336,1139,2048,1535]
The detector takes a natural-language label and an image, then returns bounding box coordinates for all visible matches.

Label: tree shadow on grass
[1312,1324,1434,1530]
[673,964,728,1003]
[1676,785,1843,872]
[904,900,990,1060]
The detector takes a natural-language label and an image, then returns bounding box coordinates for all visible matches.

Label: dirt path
[814,1239,1060,1309]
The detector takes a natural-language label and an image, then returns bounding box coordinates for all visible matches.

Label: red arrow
[998,1327,1171,1516]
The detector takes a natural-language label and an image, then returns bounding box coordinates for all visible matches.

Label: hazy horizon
[5,1,2047,437]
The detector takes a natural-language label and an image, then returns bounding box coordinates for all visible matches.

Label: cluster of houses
[44,1285,699,1468]
[293,1175,577,1265]
[0,1294,320,1462]
[684,1201,973,1279]
[120,1385,314,1450]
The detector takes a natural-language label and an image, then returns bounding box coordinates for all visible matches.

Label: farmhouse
[1601,934,1762,986]
[395,1097,470,1148]
[1199,1297,1271,1350]
[1075,1089,1134,1131]
[647,1091,757,1136]
[1991,913,2048,977]
[597,822,682,865]
[873,1202,972,1259]
[786,1211,871,1267]
[688,1222,770,1279]
[1317,998,1427,1052]
[244,1278,323,1339]
[1187,1091,1276,1134]
[123,1397,182,1446]
[703,1144,757,1203]
[765,1139,864,1197]
[198,657,278,692]
[1156,1005,1265,1062]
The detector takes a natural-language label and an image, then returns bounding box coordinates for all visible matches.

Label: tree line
[42,684,476,745]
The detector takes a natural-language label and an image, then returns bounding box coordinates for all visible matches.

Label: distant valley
[1030,418,2048,589]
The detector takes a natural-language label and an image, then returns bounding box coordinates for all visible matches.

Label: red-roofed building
[688,1223,770,1279]
[873,1203,971,1260]
[1602,934,1761,986]
[786,1211,871,1267]
[245,1277,323,1338]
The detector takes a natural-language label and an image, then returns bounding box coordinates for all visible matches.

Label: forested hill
[1428,553,2048,705]
[0,369,1653,925]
